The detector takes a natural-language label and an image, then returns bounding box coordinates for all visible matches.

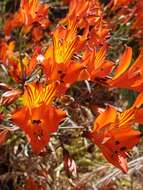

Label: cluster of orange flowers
[108,0,143,44]
[1,1,143,185]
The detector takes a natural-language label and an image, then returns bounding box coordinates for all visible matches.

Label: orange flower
[0,39,41,82]
[43,19,109,93]
[22,82,57,108]
[43,58,84,94]
[62,0,102,28]
[79,46,114,81]
[12,82,66,153]
[43,22,85,94]
[12,104,66,153]
[87,106,140,173]
[85,22,110,48]
[108,47,143,92]
[7,50,41,82]
[4,0,49,35]
[44,20,82,67]
[52,20,80,64]
[61,0,109,48]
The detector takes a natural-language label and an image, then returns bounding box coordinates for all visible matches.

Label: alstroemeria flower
[61,0,109,48]
[5,48,42,82]
[52,20,81,64]
[4,0,50,36]
[43,58,85,94]
[12,82,66,153]
[87,106,141,173]
[108,47,143,92]
[79,46,114,81]
[62,0,102,28]
[43,21,85,94]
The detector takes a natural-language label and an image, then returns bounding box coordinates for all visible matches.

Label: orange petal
[11,107,30,129]
[135,108,143,124]
[133,92,143,108]
[112,47,132,80]
[118,108,135,127]
[93,106,117,132]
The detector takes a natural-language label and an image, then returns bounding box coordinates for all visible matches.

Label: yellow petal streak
[22,82,57,108]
